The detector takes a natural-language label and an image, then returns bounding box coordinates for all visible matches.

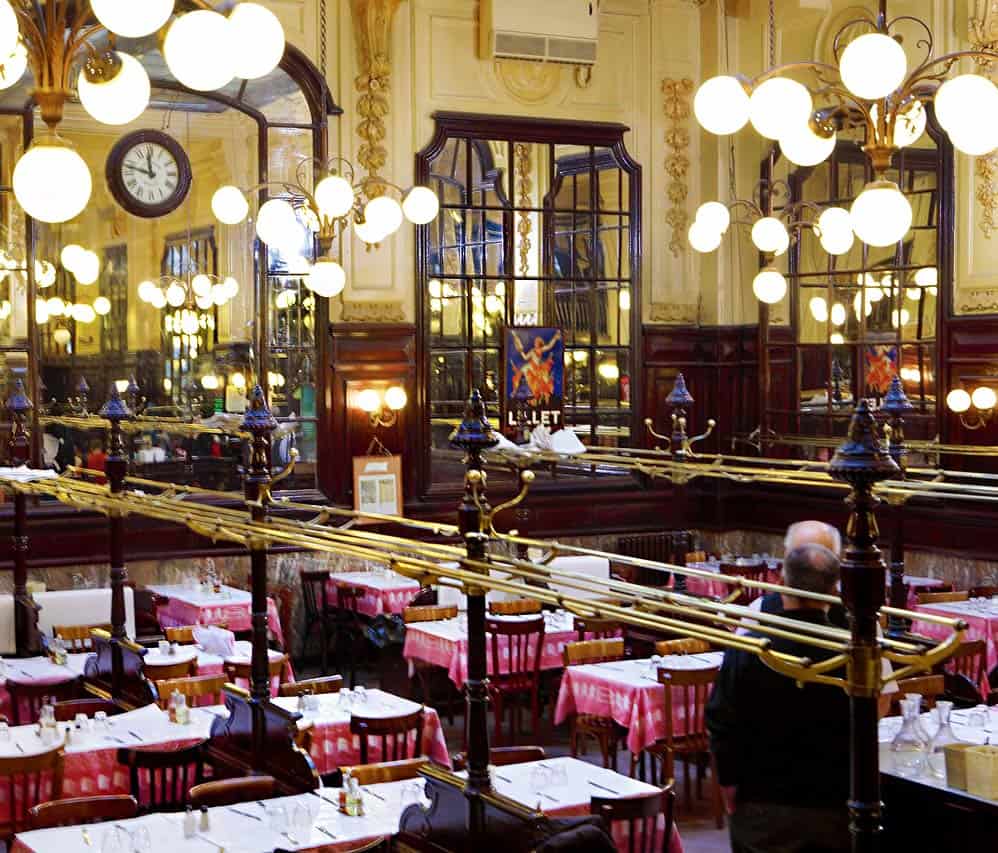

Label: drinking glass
[100,826,127,853]
[551,762,568,788]
[968,705,990,729]
[529,766,550,794]
[266,803,288,834]
[292,802,312,840]
[95,711,109,731]
[0,722,10,741]
[354,685,367,704]
[132,826,152,853]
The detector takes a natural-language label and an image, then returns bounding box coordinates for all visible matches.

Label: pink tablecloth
[0,654,91,723]
[151,585,285,648]
[911,601,998,686]
[326,571,421,618]
[554,654,724,754]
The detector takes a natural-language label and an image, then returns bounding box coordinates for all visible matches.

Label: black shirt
[706,608,851,807]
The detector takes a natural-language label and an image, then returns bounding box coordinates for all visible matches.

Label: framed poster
[353,455,403,520]
[864,344,898,397]
[503,326,564,436]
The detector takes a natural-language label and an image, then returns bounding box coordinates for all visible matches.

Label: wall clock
[105,130,192,218]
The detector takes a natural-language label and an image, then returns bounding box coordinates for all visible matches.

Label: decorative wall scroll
[958,287,998,315]
[650,302,697,324]
[662,77,694,258]
[340,299,406,322]
[515,143,532,277]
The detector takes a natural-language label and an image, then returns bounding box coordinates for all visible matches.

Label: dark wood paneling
[943,315,998,466]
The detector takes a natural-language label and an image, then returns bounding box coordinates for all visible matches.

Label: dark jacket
[706,608,851,807]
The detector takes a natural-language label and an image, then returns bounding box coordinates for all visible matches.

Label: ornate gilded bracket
[469,469,535,538]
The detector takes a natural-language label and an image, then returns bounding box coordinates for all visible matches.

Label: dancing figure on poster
[510,329,562,405]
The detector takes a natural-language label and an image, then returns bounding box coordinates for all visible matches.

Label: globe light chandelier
[1,0,285,223]
[210,157,440,299]
[693,0,998,251]
[137,270,239,313]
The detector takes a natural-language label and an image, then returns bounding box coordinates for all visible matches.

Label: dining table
[325,570,421,618]
[679,558,781,598]
[910,597,998,682]
[0,653,90,721]
[148,584,286,647]
[554,652,725,754]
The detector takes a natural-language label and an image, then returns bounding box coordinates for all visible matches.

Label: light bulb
[166,282,186,307]
[364,196,404,236]
[867,285,884,303]
[306,258,346,298]
[0,41,27,91]
[402,186,440,224]
[222,276,239,299]
[192,274,213,297]
[948,121,998,157]
[753,268,787,304]
[354,218,386,245]
[13,134,92,224]
[211,283,229,306]
[871,100,926,149]
[751,217,790,256]
[749,77,813,140]
[74,250,100,285]
[164,10,236,92]
[201,374,220,391]
[72,303,96,324]
[195,293,213,310]
[357,388,381,413]
[780,124,836,167]
[211,186,249,224]
[46,297,65,316]
[946,388,971,413]
[138,280,158,303]
[935,74,998,135]
[914,267,937,288]
[816,207,854,256]
[839,33,907,100]
[255,198,298,247]
[0,1,18,59]
[695,201,730,235]
[78,52,151,125]
[694,76,750,135]
[809,296,828,322]
[53,327,71,346]
[830,303,846,326]
[618,289,631,311]
[688,220,722,253]
[228,2,286,80]
[34,260,56,289]
[181,313,199,335]
[230,372,246,390]
[90,0,175,38]
[853,291,874,319]
[93,296,111,315]
[35,299,49,324]
[598,362,620,381]
[972,386,997,411]
[149,289,167,309]
[890,308,910,328]
[314,175,355,219]
[830,332,845,345]
[850,180,912,247]
[385,386,408,411]
[61,244,85,273]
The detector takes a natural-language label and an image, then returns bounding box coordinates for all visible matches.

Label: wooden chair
[489,598,543,616]
[296,721,315,757]
[590,785,676,853]
[154,674,227,709]
[53,623,112,652]
[451,746,547,771]
[342,758,429,785]
[574,616,621,640]
[350,708,426,764]
[189,775,277,808]
[301,569,337,675]
[404,605,458,623]
[562,640,626,769]
[916,591,969,605]
[0,745,65,839]
[223,654,289,689]
[334,585,367,688]
[655,638,711,656]
[144,658,197,682]
[944,639,988,699]
[719,562,769,604]
[278,675,343,697]
[486,616,545,746]
[29,795,138,829]
[892,674,945,715]
[53,698,121,722]
[970,585,998,598]
[164,626,199,644]
[685,551,707,564]
[116,742,205,813]
[404,605,461,723]
[631,666,721,823]
[133,588,168,645]
[6,678,79,726]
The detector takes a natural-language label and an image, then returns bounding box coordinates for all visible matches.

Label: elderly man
[707,543,851,853]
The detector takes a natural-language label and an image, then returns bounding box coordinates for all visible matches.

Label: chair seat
[644,733,706,757]
[576,714,620,732]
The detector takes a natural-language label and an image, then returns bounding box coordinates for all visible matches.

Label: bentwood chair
[486,616,545,746]
[0,745,65,839]
[342,758,429,785]
[223,654,290,691]
[489,598,543,616]
[891,674,946,715]
[945,640,988,695]
[719,562,769,604]
[574,616,621,641]
[53,698,122,721]
[404,605,458,624]
[403,605,461,721]
[278,675,344,697]
[154,674,227,709]
[116,742,205,813]
[144,658,198,682]
[6,678,79,726]
[164,625,200,644]
[451,746,547,771]
[562,639,626,769]
[916,590,969,605]
[655,638,711,656]
[351,708,426,765]
[53,623,112,651]
[335,585,367,687]
[301,569,337,674]
[189,775,277,808]
[29,795,138,829]
[590,785,676,853]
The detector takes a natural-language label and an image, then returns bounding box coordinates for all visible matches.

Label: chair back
[685,551,707,564]
[574,616,620,640]
[409,586,437,608]
[946,640,988,688]
[892,674,945,715]
[53,624,112,652]
[223,654,289,685]
[350,708,425,764]
[486,616,545,683]
[719,562,768,603]
[301,569,330,619]
[489,598,542,616]
[563,638,625,667]
[189,775,276,808]
[336,585,365,615]
[278,675,343,697]
[916,591,969,605]
[655,638,711,656]
[29,795,138,829]
[116,742,205,812]
[6,679,79,726]
[590,785,675,853]
[0,745,65,836]
[144,658,198,682]
[342,758,429,785]
[164,626,198,644]
[53,698,121,722]
[969,585,998,598]
[404,605,458,624]
[657,666,719,750]
[154,675,227,709]
[451,746,546,771]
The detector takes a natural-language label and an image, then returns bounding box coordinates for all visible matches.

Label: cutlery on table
[316,825,338,840]
[364,786,385,801]
[197,834,227,851]
[81,828,92,846]
[282,832,300,845]
[494,773,513,783]
[227,807,261,821]
[539,792,559,803]
[15,742,24,753]
[128,730,143,741]
[587,780,620,794]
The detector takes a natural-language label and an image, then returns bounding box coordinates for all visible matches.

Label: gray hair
[784,520,842,557]
[783,544,840,596]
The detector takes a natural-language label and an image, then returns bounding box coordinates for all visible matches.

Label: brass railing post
[100,386,131,641]
[881,375,913,638]
[830,400,899,853]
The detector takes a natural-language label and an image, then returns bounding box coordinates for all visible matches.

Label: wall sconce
[357,386,408,428]
[947,385,997,429]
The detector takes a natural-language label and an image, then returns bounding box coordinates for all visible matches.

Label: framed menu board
[352,454,403,520]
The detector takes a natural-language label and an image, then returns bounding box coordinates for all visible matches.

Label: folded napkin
[193,625,236,658]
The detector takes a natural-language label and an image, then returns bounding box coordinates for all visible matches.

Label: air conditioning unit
[479,0,599,66]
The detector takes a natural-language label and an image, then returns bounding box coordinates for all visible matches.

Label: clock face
[106,130,192,218]
[120,142,180,207]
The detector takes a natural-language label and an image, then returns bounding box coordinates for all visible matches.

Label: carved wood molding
[340,299,407,322]
[957,287,998,315]
[662,77,694,258]
[650,302,698,324]
[351,0,401,189]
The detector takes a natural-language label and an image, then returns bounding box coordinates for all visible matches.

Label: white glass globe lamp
[149,288,168,309]
[385,386,408,411]
[356,388,381,413]
[34,260,56,289]
[749,77,813,140]
[35,299,49,324]
[830,302,846,326]
[751,217,790,256]
[934,75,998,134]
[93,296,111,316]
[816,207,854,256]
[72,303,97,324]
[946,388,972,414]
[972,386,997,411]
[46,297,65,317]
[255,198,298,247]
[830,332,845,345]
[850,180,912,247]
[165,282,186,307]
[871,101,925,149]
[211,283,229,307]
[52,327,71,346]
[90,0,175,38]
[306,258,346,298]
[61,244,85,273]
[780,124,836,167]
[212,186,250,225]
[228,2,285,80]
[402,186,440,224]
[164,10,236,92]
[314,175,355,219]
[138,280,159,303]
[914,267,937,288]
[73,251,100,285]
[222,276,240,300]
[948,121,998,157]
[364,196,404,237]
[753,267,787,304]
[809,296,828,322]
[0,1,18,59]
[13,134,92,224]
[694,76,750,135]
[0,41,27,91]
[839,33,907,100]
[78,52,151,126]
[687,220,722,253]
[695,201,730,235]
[354,218,386,245]
[191,274,213,298]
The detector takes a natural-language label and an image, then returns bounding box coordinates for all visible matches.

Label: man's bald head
[784,520,841,558]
